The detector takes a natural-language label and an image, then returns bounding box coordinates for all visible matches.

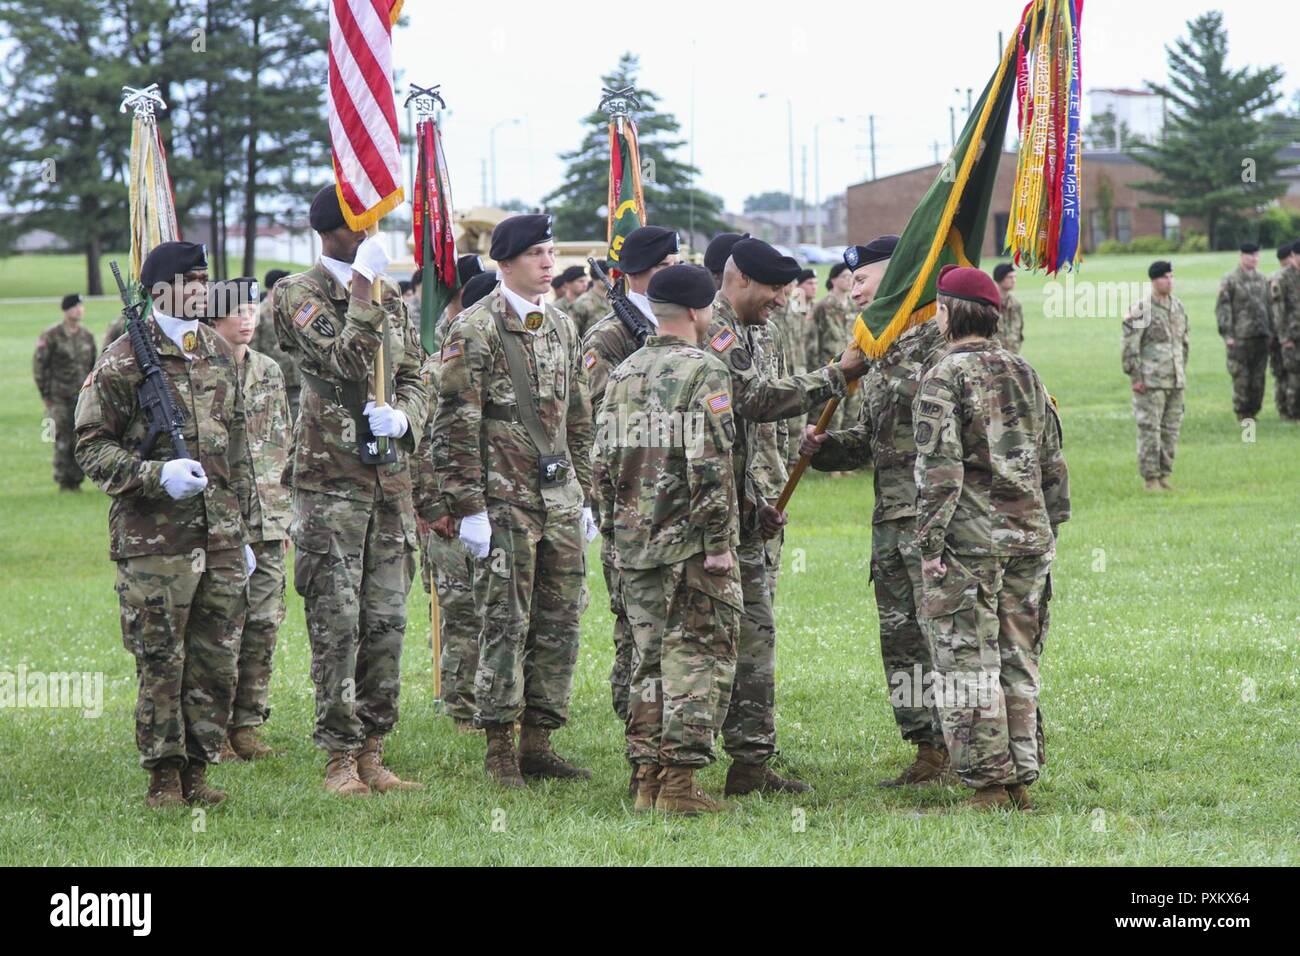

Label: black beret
[205,276,259,322]
[797,269,816,284]
[309,185,347,233]
[461,271,498,311]
[1148,260,1173,280]
[1240,242,1260,254]
[263,269,290,300]
[457,254,484,286]
[140,241,208,290]
[619,226,679,274]
[731,238,801,286]
[550,275,565,290]
[559,264,587,285]
[490,213,553,261]
[1290,239,1300,254]
[61,293,82,311]
[398,280,412,295]
[589,258,610,280]
[1277,243,1293,261]
[937,264,1000,309]
[703,232,749,273]
[992,263,1015,283]
[647,263,716,310]
[844,235,899,270]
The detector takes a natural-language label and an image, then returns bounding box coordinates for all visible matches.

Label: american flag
[327,0,404,231]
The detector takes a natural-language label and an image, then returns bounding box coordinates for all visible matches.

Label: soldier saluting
[431,214,597,789]
[75,241,256,808]
[272,185,428,796]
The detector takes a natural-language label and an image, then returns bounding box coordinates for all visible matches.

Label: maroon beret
[937,264,1000,309]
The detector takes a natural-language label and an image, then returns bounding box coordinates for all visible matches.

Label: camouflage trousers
[623,554,742,767]
[1132,387,1185,480]
[48,400,84,488]
[1225,336,1269,417]
[600,535,634,722]
[115,548,247,769]
[474,500,585,729]
[1271,340,1300,419]
[292,489,417,753]
[720,535,779,765]
[920,551,1053,789]
[872,518,943,747]
[420,530,483,722]
[231,538,286,729]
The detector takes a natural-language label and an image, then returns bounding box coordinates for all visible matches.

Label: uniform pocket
[291,529,333,598]
[920,552,978,620]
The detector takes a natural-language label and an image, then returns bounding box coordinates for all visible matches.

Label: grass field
[0,251,1296,866]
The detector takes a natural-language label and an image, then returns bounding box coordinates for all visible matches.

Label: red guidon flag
[328,0,405,231]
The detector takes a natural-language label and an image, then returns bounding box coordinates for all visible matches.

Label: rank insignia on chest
[524,311,544,332]
[709,329,736,353]
[707,392,731,414]
[293,301,318,328]
[182,331,197,353]
[583,350,597,370]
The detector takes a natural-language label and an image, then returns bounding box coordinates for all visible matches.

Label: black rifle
[110,261,190,460]
[587,257,653,347]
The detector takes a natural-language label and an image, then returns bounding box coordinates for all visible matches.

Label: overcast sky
[392,0,1299,220]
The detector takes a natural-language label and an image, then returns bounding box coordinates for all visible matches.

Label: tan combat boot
[180,762,227,806]
[1007,783,1036,811]
[357,736,423,792]
[724,761,812,796]
[217,738,244,763]
[966,785,1012,810]
[655,766,727,815]
[877,741,954,787]
[518,723,592,780]
[453,718,480,734]
[1158,477,1173,491]
[1144,478,1163,491]
[484,723,526,789]
[324,751,370,796]
[229,726,273,761]
[145,765,185,809]
[632,764,661,812]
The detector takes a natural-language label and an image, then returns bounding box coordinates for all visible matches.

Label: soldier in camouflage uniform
[991,263,1024,353]
[1123,261,1189,490]
[208,278,291,760]
[34,293,96,491]
[706,238,868,796]
[802,237,953,786]
[913,266,1070,811]
[582,226,681,729]
[812,261,862,433]
[252,269,301,421]
[596,264,743,815]
[101,314,127,357]
[771,272,815,470]
[74,241,254,808]
[272,186,428,796]
[415,271,497,730]
[1268,242,1299,420]
[568,259,610,340]
[431,214,597,788]
[1216,243,1274,420]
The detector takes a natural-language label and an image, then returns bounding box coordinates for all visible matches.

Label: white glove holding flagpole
[459,511,492,559]
[352,235,390,281]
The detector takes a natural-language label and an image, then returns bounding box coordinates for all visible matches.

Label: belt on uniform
[482,402,520,423]
[301,369,389,415]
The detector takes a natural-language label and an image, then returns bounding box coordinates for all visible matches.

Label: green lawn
[0,251,306,300]
[0,252,1296,865]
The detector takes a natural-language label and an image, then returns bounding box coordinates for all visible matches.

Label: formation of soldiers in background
[33,182,1298,811]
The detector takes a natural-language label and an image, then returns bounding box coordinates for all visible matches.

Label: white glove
[160,458,207,500]
[458,511,492,559]
[244,544,257,575]
[351,236,390,282]
[363,401,409,438]
[581,506,599,543]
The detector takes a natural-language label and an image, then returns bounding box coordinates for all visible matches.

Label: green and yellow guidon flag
[853,0,1083,358]
[606,116,646,271]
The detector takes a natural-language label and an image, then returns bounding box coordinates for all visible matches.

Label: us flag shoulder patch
[707,392,731,414]
[583,350,598,370]
[709,329,736,352]
[442,342,463,360]
[292,301,318,329]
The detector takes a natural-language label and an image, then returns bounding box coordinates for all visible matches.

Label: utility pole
[933,141,940,164]
[868,114,877,181]
[950,107,956,151]
[786,100,796,247]
[800,145,808,246]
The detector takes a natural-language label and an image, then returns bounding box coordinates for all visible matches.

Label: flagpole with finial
[120,83,180,286]
[599,86,646,272]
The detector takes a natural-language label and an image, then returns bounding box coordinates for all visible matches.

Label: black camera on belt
[539,454,570,487]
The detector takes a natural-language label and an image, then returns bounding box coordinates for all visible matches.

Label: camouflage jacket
[34,321,96,403]
[74,317,253,560]
[704,293,846,529]
[992,291,1024,353]
[913,341,1070,559]
[271,260,427,502]
[1216,266,1273,340]
[568,286,609,340]
[101,316,126,357]
[414,350,450,523]
[1122,294,1188,389]
[595,335,740,581]
[747,320,790,503]
[239,348,292,541]
[813,293,856,365]
[432,286,594,517]
[1270,268,1300,345]
[812,320,948,524]
[581,308,643,417]
[252,292,301,415]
